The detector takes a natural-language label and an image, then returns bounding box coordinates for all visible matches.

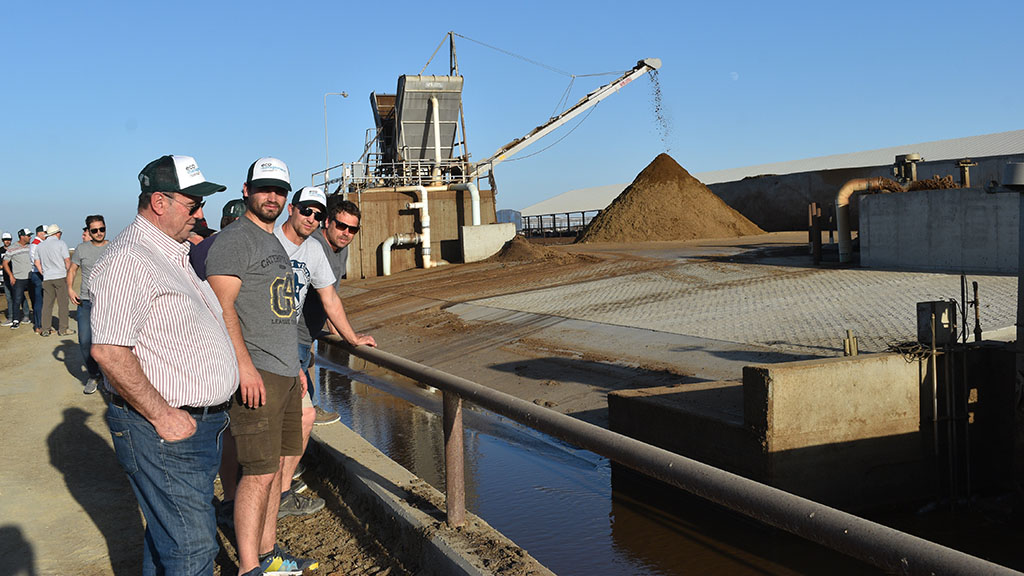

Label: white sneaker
[1,321,13,327]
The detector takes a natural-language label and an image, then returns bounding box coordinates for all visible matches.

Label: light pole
[324,91,349,185]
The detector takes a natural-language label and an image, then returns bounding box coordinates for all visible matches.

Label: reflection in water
[316,357,875,576]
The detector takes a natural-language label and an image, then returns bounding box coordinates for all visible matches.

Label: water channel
[316,353,893,575]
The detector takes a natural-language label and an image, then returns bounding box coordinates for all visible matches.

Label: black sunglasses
[160,192,204,216]
[89,227,106,234]
[331,220,359,234]
[297,205,326,222]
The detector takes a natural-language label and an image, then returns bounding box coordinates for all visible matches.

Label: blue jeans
[107,402,229,576]
[76,300,101,377]
[11,278,32,324]
[298,342,319,407]
[29,270,43,328]
[3,280,26,320]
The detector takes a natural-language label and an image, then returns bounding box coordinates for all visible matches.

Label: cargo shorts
[229,369,302,476]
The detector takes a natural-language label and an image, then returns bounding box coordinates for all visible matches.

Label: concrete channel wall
[610,353,932,510]
[860,187,1019,274]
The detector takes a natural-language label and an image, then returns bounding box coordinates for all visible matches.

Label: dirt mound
[907,174,959,191]
[488,235,597,264]
[577,153,763,243]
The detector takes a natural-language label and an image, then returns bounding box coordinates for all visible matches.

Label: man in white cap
[205,157,317,574]
[273,186,375,518]
[2,231,30,326]
[90,154,238,575]
[35,223,71,336]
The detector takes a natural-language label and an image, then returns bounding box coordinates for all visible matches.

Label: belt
[110,395,232,416]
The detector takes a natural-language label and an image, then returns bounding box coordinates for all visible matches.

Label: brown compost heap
[577,153,763,243]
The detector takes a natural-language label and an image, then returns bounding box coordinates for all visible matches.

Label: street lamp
[324,91,349,186]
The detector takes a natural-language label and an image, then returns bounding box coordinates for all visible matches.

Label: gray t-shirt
[71,241,108,300]
[298,231,348,346]
[3,243,33,280]
[36,237,70,280]
[206,217,299,377]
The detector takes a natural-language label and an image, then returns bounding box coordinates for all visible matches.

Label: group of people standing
[86,154,371,576]
[2,217,110,393]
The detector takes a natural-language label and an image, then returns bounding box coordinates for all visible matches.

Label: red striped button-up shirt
[91,215,238,407]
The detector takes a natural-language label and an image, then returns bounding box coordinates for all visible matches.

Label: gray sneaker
[313,406,340,425]
[290,478,307,494]
[83,378,99,395]
[278,490,325,518]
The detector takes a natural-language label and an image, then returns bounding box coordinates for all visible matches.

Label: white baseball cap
[291,186,327,211]
[138,155,227,197]
[246,157,291,192]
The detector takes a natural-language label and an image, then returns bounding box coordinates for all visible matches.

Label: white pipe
[381,232,421,276]
[431,96,442,181]
[406,185,432,269]
[836,177,888,263]
[448,182,481,226]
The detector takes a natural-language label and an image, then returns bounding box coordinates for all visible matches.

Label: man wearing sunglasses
[67,214,109,394]
[300,196,361,425]
[90,155,237,576]
[274,187,375,516]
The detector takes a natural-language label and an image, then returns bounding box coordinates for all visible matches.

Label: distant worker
[2,229,35,329]
[67,215,109,394]
[1,231,29,326]
[35,224,71,336]
[28,225,46,333]
[90,154,237,575]
[274,187,375,513]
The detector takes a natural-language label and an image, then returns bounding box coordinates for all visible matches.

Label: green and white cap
[138,155,226,197]
[246,157,291,192]
[292,186,327,211]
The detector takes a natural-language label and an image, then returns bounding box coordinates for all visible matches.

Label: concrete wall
[709,153,1024,232]
[860,187,1018,274]
[461,223,516,263]
[743,354,930,507]
[344,187,496,278]
[609,353,934,510]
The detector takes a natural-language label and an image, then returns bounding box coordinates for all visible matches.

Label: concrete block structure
[860,188,1018,274]
[461,223,516,263]
[610,353,933,510]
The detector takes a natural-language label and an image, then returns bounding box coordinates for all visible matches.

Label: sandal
[58,329,76,336]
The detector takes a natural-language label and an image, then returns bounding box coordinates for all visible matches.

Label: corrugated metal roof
[519,129,1024,217]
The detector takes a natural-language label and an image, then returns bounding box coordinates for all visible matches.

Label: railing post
[442,390,466,527]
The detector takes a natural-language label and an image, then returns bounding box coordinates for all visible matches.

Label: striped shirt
[90,215,239,407]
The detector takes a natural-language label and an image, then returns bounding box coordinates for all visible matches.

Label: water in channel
[316,355,878,575]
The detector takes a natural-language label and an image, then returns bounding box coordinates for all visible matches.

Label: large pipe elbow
[837,177,888,263]
[381,232,422,276]
[449,183,481,226]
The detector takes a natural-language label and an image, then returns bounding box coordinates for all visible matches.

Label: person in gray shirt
[67,214,109,393]
[35,224,71,335]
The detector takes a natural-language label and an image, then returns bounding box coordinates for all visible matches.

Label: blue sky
[2,0,1021,239]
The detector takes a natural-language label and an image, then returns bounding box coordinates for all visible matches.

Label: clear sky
[2,0,1021,239]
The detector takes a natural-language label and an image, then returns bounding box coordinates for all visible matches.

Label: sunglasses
[297,205,326,222]
[89,227,106,234]
[161,192,204,216]
[331,220,359,234]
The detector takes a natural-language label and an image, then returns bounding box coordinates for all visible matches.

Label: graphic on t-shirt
[270,275,296,318]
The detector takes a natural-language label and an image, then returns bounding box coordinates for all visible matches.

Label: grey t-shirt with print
[206,217,299,378]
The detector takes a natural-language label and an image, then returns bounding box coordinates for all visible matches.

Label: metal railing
[322,336,1021,576]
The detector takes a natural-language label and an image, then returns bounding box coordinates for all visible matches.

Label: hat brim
[181,181,228,197]
[295,200,327,211]
[248,178,291,193]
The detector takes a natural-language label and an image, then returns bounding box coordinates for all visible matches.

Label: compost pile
[577,153,763,243]
[488,235,596,264]
[907,174,958,191]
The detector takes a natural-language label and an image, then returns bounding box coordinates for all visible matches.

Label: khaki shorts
[229,369,302,475]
